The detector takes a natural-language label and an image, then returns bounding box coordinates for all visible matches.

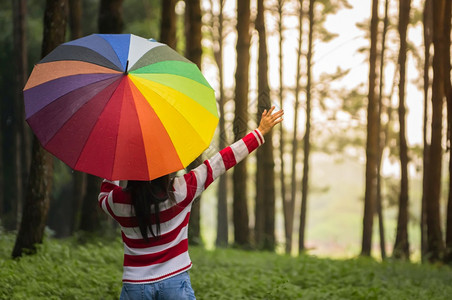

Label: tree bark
[290,0,303,255]
[277,0,289,254]
[210,0,229,248]
[393,0,411,261]
[376,0,390,260]
[443,0,452,264]
[71,171,86,233]
[160,0,177,49]
[255,0,275,251]
[361,0,379,257]
[68,0,85,235]
[79,174,103,232]
[12,0,67,258]
[98,0,124,34]
[299,0,313,252]
[421,0,433,263]
[185,0,202,66]
[68,0,82,40]
[425,0,446,262]
[233,0,251,247]
[12,0,29,230]
[185,0,204,246]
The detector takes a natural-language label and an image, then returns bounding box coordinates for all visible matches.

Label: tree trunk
[160,0,177,49]
[277,0,289,254]
[233,0,251,247]
[98,0,124,34]
[376,0,390,260]
[299,0,313,252]
[78,174,103,232]
[185,0,203,246]
[211,0,229,248]
[290,0,303,255]
[380,66,399,259]
[421,0,433,263]
[12,0,67,258]
[71,171,86,233]
[255,0,275,251]
[361,0,379,257]
[68,0,82,40]
[443,0,452,264]
[68,0,85,235]
[425,0,446,262]
[393,0,411,261]
[12,0,29,230]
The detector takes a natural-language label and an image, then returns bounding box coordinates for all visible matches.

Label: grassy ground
[1,233,451,300]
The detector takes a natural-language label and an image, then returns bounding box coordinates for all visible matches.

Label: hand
[257,106,284,136]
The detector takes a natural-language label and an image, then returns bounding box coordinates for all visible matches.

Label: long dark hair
[125,175,173,241]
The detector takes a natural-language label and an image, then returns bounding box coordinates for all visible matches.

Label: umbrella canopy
[24,34,218,181]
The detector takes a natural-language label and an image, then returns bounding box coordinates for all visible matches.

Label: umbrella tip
[124,60,129,75]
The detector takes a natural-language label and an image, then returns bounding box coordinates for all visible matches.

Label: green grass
[1,233,451,300]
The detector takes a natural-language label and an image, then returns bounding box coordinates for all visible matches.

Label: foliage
[1,234,451,299]
[0,233,123,299]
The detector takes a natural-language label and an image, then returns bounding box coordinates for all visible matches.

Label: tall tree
[393,0,411,260]
[299,0,314,252]
[277,0,290,254]
[255,0,276,251]
[160,0,177,49]
[425,0,447,262]
[207,0,229,248]
[98,0,124,34]
[361,0,379,257]
[233,0,251,247]
[68,0,85,234]
[290,0,303,255]
[443,0,452,264]
[12,0,67,257]
[421,0,433,262]
[376,0,390,260]
[185,0,203,246]
[12,0,29,230]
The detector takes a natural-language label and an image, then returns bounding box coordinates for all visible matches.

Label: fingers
[269,108,284,122]
[262,106,281,117]
[267,106,276,115]
[262,106,284,127]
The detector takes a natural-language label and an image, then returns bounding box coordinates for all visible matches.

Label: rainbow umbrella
[24,34,218,180]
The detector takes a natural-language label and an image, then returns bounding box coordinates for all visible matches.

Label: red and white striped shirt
[98,129,265,284]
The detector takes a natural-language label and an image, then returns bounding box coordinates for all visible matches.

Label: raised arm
[173,106,284,200]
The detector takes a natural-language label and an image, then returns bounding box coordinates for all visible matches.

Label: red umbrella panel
[23,34,218,181]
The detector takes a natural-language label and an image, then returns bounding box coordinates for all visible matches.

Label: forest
[0,0,452,298]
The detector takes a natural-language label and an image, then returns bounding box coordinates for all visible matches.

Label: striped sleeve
[98,179,122,218]
[173,129,265,201]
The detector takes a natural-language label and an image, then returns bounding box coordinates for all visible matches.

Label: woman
[98,106,284,299]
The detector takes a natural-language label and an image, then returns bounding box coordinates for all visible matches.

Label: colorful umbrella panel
[24,34,218,181]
